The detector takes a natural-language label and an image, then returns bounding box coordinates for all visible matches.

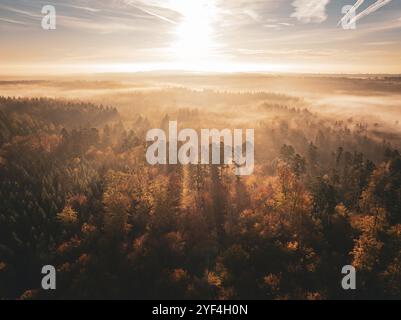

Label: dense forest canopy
[0,82,401,299]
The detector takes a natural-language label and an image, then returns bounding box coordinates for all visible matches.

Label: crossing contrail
[337,0,365,26]
[349,0,393,25]
[338,0,393,26]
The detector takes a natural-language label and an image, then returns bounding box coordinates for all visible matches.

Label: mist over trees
[0,88,401,300]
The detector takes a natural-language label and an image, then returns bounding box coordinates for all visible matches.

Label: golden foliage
[57,205,78,225]
[352,233,383,272]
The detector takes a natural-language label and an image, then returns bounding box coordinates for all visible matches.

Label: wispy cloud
[0,4,40,18]
[291,0,330,23]
[57,14,146,34]
[364,41,396,46]
[263,21,294,29]
[0,17,27,25]
[236,48,336,57]
[58,3,102,13]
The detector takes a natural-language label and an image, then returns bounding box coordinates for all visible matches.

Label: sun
[169,0,217,64]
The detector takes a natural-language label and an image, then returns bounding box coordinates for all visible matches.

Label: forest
[0,77,401,300]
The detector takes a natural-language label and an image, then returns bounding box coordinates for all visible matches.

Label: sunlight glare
[169,0,217,63]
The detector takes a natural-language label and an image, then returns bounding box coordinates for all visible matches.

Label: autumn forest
[0,74,401,300]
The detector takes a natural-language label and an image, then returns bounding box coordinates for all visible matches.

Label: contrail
[338,0,393,27]
[0,17,27,25]
[349,0,393,25]
[60,4,102,13]
[123,0,177,25]
[133,5,177,25]
[337,0,364,26]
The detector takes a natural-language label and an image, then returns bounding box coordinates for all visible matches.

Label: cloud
[291,0,330,23]
[236,48,336,57]
[0,4,40,18]
[364,41,396,46]
[263,22,294,29]
[58,3,102,13]
[0,17,27,25]
[57,14,147,34]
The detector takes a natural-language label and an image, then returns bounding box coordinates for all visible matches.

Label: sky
[0,0,401,74]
